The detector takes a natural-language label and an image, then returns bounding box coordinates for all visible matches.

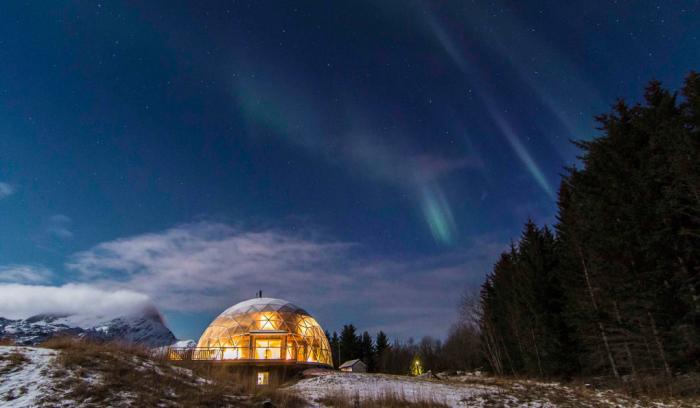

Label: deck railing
[166,346,327,364]
[167,347,252,361]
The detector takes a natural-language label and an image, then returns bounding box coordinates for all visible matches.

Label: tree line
[325,323,481,375]
[478,74,699,388]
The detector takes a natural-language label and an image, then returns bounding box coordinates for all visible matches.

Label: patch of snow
[287,372,686,408]
[287,372,500,407]
[0,346,57,407]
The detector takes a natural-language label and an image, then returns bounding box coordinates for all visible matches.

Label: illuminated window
[222,348,240,359]
[254,338,281,359]
[257,371,269,385]
[258,312,277,330]
[307,348,318,362]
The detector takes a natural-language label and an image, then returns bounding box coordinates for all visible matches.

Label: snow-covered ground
[2,345,696,407]
[0,346,57,407]
[288,372,498,407]
[0,345,240,407]
[287,371,694,407]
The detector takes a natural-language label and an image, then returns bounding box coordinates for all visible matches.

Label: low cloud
[0,265,53,284]
[66,222,506,339]
[0,283,153,320]
[68,222,355,312]
[0,182,14,199]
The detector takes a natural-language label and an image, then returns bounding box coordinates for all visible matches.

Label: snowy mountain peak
[0,308,177,347]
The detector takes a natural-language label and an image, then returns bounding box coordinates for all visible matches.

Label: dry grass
[36,337,321,407]
[254,389,307,408]
[586,373,700,399]
[447,374,700,408]
[318,389,449,408]
[38,337,248,407]
[0,349,29,375]
[0,338,16,346]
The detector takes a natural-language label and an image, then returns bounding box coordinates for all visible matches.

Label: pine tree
[329,331,340,368]
[359,331,375,371]
[478,74,700,383]
[375,331,390,372]
[339,324,360,364]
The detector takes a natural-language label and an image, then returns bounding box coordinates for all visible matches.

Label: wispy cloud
[0,182,14,199]
[0,283,153,320]
[66,222,506,338]
[67,222,355,312]
[0,265,53,284]
[33,214,75,252]
[46,214,74,240]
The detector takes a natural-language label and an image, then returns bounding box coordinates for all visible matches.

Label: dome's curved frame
[190,297,332,367]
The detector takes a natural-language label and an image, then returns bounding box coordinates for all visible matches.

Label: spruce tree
[359,331,375,371]
[375,331,390,372]
[329,331,340,368]
[478,74,700,382]
[339,324,360,363]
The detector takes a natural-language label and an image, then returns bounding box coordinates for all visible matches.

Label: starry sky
[1,1,699,341]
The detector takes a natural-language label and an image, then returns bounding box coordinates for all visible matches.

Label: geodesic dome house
[195,297,333,366]
[168,296,333,386]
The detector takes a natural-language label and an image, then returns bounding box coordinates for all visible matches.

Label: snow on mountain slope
[0,305,176,347]
[171,339,196,348]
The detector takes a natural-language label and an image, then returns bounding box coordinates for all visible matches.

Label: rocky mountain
[0,306,176,347]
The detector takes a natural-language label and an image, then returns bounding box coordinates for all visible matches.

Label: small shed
[339,359,367,373]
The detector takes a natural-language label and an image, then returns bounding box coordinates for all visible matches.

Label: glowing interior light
[222,348,240,359]
[257,371,269,385]
[258,312,277,330]
[255,338,281,359]
[194,298,333,366]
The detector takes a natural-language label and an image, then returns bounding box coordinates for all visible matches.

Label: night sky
[1,1,699,341]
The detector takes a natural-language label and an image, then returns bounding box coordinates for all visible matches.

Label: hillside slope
[0,344,249,407]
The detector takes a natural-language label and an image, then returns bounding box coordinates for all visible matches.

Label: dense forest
[478,73,699,387]
[325,323,481,375]
[333,74,699,392]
